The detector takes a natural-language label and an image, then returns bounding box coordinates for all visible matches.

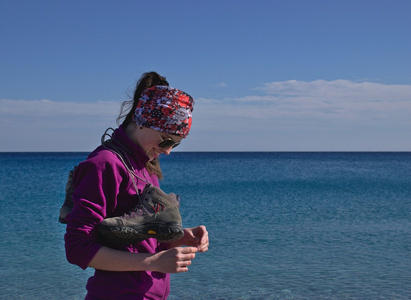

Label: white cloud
[194,79,411,125]
[0,99,121,151]
[189,80,411,151]
[0,99,120,119]
[1,80,410,151]
[258,80,411,106]
[210,82,227,88]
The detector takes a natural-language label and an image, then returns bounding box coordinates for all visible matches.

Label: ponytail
[118,72,169,127]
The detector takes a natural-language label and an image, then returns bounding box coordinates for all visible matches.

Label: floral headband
[133,86,194,138]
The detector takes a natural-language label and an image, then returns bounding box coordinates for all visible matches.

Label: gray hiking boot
[98,184,184,244]
[59,166,76,224]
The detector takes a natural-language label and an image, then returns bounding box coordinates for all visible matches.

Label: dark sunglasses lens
[158,139,180,149]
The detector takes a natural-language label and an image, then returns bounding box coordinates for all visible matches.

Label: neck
[125,123,141,146]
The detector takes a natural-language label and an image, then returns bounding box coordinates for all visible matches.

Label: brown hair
[117,72,169,179]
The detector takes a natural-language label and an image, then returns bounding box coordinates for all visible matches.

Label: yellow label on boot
[148,230,157,235]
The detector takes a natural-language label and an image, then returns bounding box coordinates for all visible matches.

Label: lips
[150,149,161,160]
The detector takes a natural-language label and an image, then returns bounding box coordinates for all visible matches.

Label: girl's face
[136,127,183,161]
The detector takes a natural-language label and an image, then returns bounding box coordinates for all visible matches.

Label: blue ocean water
[0,152,410,299]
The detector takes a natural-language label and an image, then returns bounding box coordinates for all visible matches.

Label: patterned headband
[133,86,194,138]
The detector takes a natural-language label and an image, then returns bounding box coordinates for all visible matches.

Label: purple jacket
[65,126,170,299]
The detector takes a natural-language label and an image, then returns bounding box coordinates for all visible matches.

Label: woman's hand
[168,225,209,252]
[149,247,198,273]
[88,226,208,273]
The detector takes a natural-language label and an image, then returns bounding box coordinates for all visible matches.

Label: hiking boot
[59,166,76,224]
[98,184,184,244]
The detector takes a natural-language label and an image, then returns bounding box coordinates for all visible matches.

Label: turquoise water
[0,152,410,299]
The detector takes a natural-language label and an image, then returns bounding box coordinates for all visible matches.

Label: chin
[149,153,159,161]
[146,149,158,161]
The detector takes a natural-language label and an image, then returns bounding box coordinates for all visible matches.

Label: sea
[0,152,410,300]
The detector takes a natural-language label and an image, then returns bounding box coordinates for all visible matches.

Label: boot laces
[122,202,165,218]
[122,205,146,218]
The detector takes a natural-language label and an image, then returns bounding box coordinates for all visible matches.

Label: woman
[65,72,209,299]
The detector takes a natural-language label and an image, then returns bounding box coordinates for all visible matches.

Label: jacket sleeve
[64,152,123,269]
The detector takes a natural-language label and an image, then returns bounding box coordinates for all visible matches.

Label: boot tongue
[167,193,180,207]
[140,184,181,211]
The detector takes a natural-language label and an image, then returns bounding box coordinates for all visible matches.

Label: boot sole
[98,222,184,244]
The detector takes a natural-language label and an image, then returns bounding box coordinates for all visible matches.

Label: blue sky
[1,0,410,151]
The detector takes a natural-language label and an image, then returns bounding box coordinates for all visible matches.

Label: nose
[162,147,172,155]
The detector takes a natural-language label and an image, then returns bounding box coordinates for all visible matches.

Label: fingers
[198,243,209,252]
[175,256,192,272]
[177,226,209,252]
[173,247,196,273]
[178,247,197,261]
[180,246,198,254]
[167,247,198,273]
[195,226,209,252]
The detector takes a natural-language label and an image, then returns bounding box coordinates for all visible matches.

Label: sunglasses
[157,133,180,149]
